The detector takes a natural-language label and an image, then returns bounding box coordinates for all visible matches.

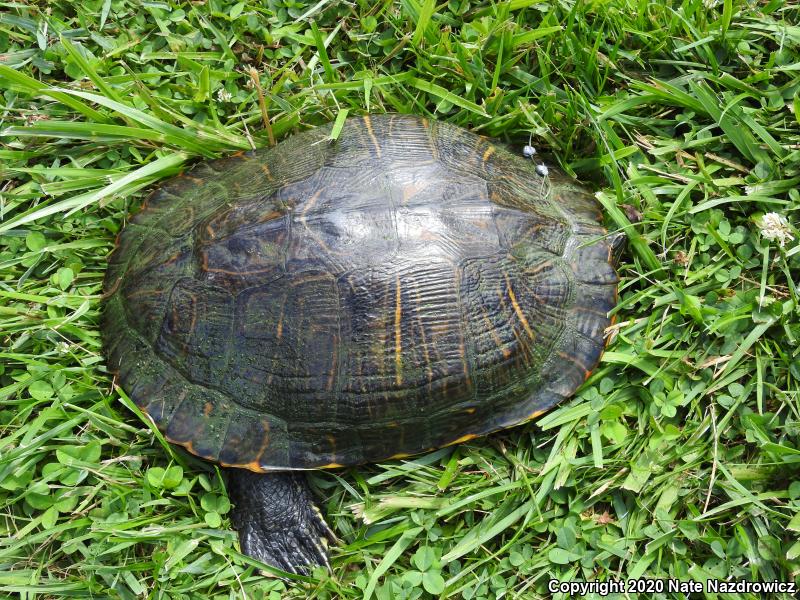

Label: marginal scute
[164,388,229,456]
[543,352,589,398]
[103,114,619,471]
[288,427,352,469]
[572,305,611,340]
[568,236,619,286]
[552,180,604,225]
[219,409,289,469]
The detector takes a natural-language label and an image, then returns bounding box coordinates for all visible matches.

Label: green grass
[1,0,799,598]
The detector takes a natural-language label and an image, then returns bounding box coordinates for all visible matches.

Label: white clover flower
[757,212,794,247]
[216,88,233,102]
[349,502,368,522]
[757,294,776,308]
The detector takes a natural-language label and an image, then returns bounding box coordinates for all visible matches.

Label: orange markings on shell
[444,433,477,447]
[388,452,412,460]
[556,351,590,380]
[527,409,547,421]
[217,419,272,472]
[363,115,381,158]
[504,273,536,340]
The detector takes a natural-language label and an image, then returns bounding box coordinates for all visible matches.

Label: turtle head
[608,203,642,267]
[608,231,628,267]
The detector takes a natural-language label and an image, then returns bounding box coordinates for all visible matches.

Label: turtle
[102,113,622,574]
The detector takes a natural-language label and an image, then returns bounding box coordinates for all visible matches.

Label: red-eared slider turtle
[103,114,621,573]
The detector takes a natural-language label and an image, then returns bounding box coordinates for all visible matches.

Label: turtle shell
[103,114,618,471]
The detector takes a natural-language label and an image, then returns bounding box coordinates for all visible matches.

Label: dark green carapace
[103,114,618,573]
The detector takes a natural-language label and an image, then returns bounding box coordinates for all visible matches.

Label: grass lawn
[1,0,800,598]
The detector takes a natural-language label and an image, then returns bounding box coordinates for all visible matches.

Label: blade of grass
[310,21,335,83]
[1,121,170,143]
[60,38,125,104]
[49,89,229,155]
[411,0,436,47]
[0,64,109,122]
[0,153,187,234]
[363,526,423,600]
[329,108,349,140]
[410,77,489,117]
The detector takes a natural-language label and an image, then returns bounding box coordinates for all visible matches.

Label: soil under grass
[1,1,799,599]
